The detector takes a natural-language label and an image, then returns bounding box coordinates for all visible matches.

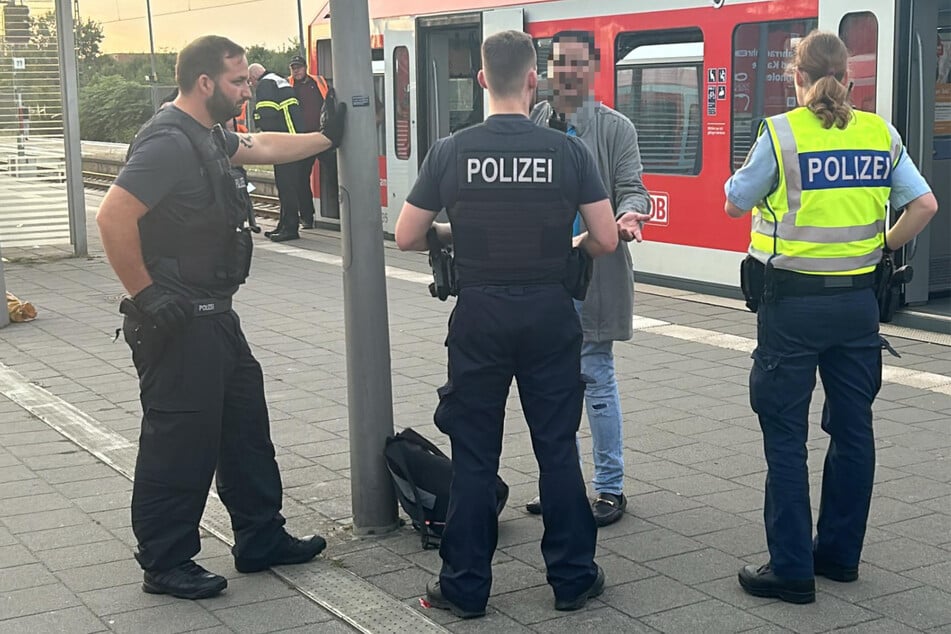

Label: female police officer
[724,30,937,604]
[395,30,618,618]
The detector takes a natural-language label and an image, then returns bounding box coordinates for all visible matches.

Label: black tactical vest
[446,123,575,287]
[129,107,255,293]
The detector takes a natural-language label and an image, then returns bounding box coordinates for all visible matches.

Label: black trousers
[296,155,317,225]
[435,284,598,613]
[124,310,286,572]
[273,162,300,234]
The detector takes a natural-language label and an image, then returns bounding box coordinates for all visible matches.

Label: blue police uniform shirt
[725,123,932,212]
[406,115,607,213]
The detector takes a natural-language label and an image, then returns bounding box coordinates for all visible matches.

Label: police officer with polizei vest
[724,31,938,605]
[248,62,306,241]
[96,35,346,600]
[395,30,619,619]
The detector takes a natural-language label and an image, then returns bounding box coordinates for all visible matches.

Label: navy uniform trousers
[751,287,882,580]
[125,310,286,571]
[434,284,599,613]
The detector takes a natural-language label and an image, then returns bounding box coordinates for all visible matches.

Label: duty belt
[190,298,231,317]
[771,269,875,297]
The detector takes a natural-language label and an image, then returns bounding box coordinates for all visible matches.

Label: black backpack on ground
[384,428,509,549]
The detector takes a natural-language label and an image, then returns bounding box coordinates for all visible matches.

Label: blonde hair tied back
[792,31,852,129]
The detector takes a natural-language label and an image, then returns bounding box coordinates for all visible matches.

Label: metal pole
[145,0,158,83]
[328,0,398,536]
[55,0,87,257]
[296,0,306,56]
[0,244,9,329]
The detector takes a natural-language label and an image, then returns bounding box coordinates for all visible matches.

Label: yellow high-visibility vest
[751,107,902,275]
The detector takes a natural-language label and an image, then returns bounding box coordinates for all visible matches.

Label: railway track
[82,169,282,217]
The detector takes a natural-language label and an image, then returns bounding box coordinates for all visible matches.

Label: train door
[822,0,950,318]
[382,24,417,235]
[415,9,524,163]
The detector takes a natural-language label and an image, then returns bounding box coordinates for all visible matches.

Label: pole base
[351,520,401,538]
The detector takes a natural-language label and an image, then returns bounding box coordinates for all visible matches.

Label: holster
[563,247,593,301]
[427,228,457,301]
[740,255,766,313]
[118,297,169,363]
[874,252,914,323]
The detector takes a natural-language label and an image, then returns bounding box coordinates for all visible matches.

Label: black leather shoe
[555,565,605,611]
[592,493,626,527]
[234,533,327,573]
[814,554,859,582]
[425,579,485,619]
[526,496,542,515]
[269,231,300,242]
[738,563,815,604]
[142,561,227,600]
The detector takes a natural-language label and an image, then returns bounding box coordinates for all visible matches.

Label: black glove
[319,87,348,149]
[548,109,567,133]
[133,284,188,334]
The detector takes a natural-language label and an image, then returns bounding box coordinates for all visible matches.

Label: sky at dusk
[78,0,329,53]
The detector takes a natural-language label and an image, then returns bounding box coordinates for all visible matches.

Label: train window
[840,13,878,113]
[393,46,411,160]
[731,19,818,170]
[534,38,554,103]
[615,30,704,176]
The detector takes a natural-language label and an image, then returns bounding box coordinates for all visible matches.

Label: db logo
[648,191,669,226]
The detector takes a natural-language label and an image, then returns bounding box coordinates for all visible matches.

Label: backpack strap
[385,435,442,548]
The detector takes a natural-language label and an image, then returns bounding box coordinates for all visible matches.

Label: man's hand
[133,284,188,334]
[319,88,348,149]
[548,110,567,133]
[617,211,652,243]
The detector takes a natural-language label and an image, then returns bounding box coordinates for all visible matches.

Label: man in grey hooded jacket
[526,31,651,526]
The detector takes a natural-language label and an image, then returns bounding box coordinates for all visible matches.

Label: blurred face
[290,64,307,81]
[550,39,596,112]
[207,55,251,124]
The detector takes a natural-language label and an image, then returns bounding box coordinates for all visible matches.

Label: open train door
[820,0,950,320]
[382,24,418,235]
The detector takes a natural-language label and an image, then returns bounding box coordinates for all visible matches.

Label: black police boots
[268,231,300,242]
[234,533,326,573]
[738,563,816,604]
[142,560,227,600]
[555,565,605,611]
[425,579,486,619]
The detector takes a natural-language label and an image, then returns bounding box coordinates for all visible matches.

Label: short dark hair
[176,35,246,92]
[550,31,600,63]
[481,30,536,98]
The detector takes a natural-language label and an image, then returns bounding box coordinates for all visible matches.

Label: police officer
[724,30,937,604]
[394,30,618,618]
[248,62,305,241]
[96,35,345,600]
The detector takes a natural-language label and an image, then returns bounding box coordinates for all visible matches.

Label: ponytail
[804,75,852,129]
[791,31,853,129]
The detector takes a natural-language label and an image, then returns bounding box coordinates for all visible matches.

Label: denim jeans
[574,300,625,495]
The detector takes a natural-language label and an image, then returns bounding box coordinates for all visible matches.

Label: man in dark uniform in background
[288,54,326,229]
[394,30,619,619]
[248,62,305,241]
[96,35,345,600]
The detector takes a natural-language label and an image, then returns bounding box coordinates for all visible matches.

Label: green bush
[79,75,153,143]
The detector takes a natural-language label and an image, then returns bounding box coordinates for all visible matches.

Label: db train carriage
[305,0,951,320]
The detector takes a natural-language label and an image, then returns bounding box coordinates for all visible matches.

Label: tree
[246,38,301,76]
[79,74,153,143]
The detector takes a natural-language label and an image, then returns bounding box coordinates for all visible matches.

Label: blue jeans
[574,300,625,496]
